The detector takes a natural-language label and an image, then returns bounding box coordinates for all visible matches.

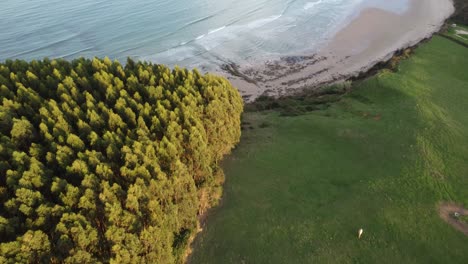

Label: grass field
[462,216,468,225]
[445,23,468,45]
[190,35,468,263]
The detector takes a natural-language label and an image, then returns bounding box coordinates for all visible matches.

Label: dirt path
[438,202,468,236]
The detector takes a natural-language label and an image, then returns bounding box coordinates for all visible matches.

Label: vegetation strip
[436,33,468,48]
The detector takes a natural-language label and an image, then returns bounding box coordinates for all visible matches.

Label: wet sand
[223,0,454,101]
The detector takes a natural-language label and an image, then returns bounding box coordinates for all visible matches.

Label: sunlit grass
[191,36,468,263]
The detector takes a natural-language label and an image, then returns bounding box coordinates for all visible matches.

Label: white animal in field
[358,228,363,239]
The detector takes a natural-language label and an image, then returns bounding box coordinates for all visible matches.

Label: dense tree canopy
[0,57,243,263]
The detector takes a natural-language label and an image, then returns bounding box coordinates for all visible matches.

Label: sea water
[0,0,409,69]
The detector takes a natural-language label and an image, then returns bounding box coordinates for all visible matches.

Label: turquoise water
[0,0,409,69]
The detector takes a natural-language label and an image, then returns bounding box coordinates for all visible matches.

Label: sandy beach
[225,0,454,101]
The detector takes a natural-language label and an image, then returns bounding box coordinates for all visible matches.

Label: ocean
[0,0,409,70]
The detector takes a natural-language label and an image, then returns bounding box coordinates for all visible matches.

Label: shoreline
[223,0,454,102]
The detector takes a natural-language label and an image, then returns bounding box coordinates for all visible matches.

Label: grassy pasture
[445,23,468,45]
[190,35,468,263]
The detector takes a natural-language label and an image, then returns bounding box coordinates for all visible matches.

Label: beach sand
[225,0,454,101]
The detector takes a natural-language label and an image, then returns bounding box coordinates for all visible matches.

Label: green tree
[0,57,243,263]
[10,118,34,148]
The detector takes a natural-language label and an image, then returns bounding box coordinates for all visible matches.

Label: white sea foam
[195,34,206,40]
[0,0,374,64]
[148,0,371,69]
[247,14,282,29]
[208,26,226,35]
[304,0,323,10]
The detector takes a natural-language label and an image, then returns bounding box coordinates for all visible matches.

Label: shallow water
[0,0,409,69]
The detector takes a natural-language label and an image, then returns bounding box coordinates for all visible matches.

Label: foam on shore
[227,0,454,101]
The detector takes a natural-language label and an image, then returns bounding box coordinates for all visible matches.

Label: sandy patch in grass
[455,29,468,36]
[438,202,468,236]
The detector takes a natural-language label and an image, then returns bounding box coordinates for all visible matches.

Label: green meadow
[445,23,468,45]
[190,35,468,263]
